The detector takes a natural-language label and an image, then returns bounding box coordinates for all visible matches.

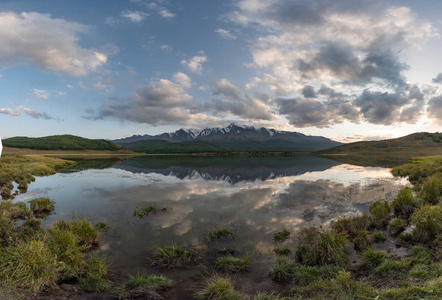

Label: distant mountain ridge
[114,123,333,143]
[112,124,342,153]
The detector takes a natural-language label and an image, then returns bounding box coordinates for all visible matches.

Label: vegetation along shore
[0,152,441,299]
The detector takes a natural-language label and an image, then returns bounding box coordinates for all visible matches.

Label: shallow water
[14,155,408,298]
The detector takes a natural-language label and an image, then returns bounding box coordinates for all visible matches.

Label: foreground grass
[0,199,106,296]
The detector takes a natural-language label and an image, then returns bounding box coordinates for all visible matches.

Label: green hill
[317,132,442,166]
[3,135,122,151]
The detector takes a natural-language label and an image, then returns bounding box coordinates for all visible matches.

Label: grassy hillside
[3,135,122,151]
[318,132,442,156]
[123,138,337,153]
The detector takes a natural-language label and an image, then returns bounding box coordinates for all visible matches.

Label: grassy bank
[0,154,76,200]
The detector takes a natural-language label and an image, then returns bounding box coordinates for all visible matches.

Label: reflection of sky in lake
[14,156,408,276]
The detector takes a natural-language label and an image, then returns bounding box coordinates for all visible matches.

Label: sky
[1,0,442,142]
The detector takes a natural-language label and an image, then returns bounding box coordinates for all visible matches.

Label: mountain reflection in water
[14,155,408,281]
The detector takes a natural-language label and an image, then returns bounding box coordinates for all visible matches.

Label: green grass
[361,249,389,269]
[95,221,110,231]
[291,265,343,287]
[372,232,387,243]
[295,227,348,267]
[273,229,290,243]
[376,260,407,274]
[29,197,55,217]
[133,205,156,217]
[67,218,100,250]
[369,200,391,229]
[270,257,296,282]
[274,246,291,256]
[79,255,110,292]
[254,292,283,300]
[392,187,419,218]
[195,275,246,300]
[207,226,236,242]
[352,230,372,252]
[152,245,192,267]
[216,255,250,272]
[389,217,405,236]
[290,271,376,300]
[411,204,442,243]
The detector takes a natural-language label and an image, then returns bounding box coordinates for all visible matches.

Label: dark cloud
[277,97,358,127]
[295,44,409,87]
[427,95,442,124]
[432,73,442,84]
[353,90,409,125]
[301,85,317,98]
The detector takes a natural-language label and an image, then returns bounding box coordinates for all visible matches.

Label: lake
[14,155,408,298]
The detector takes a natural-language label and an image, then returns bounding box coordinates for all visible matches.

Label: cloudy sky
[1,0,442,142]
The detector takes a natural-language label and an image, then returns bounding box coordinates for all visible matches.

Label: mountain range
[112,123,342,153]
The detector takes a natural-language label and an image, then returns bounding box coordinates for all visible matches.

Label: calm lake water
[15,155,408,298]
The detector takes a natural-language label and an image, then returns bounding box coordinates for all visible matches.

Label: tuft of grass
[352,230,372,252]
[195,275,246,300]
[207,226,236,242]
[369,200,391,229]
[331,215,372,239]
[295,227,348,267]
[152,244,192,267]
[79,255,110,292]
[290,271,376,300]
[254,292,283,300]
[270,257,296,282]
[95,221,110,231]
[68,218,100,250]
[274,246,291,256]
[376,260,407,274]
[273,229,290,243]
[389,217,405,236]
[419,173,442,205]
[115,272,173,298]
[372,232,387,243]
[291,264,343,287]
[361,249,389,269]
[29,197,55,217]
[411,204,442,243]
[1,186,11,199]
[0,238,62,293]
[133,205,156,217]
[216,255,250,272]
[391,187,419,218]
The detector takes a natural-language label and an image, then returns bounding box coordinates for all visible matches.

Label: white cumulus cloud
[181,51,207,74]
[0,12,108,76]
